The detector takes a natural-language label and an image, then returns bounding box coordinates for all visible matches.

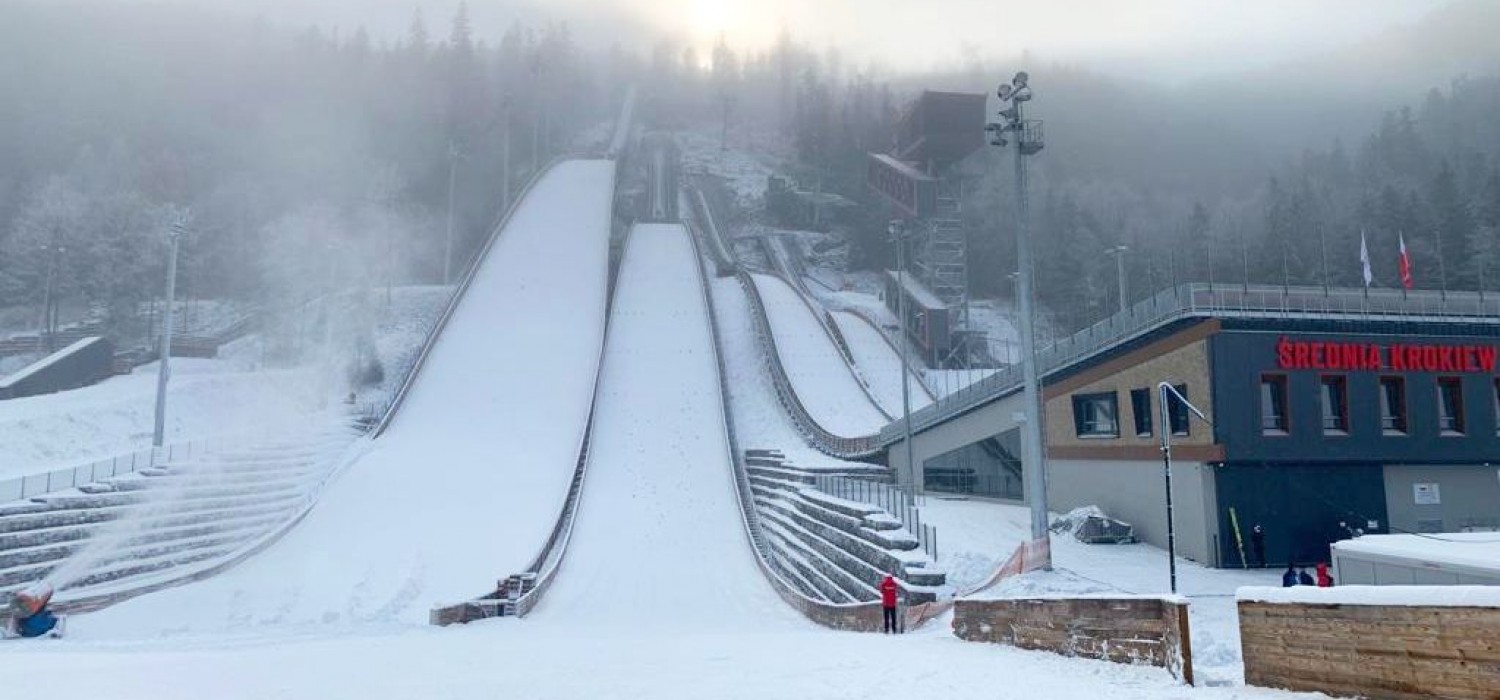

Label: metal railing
[812,474,938,561]
[0,437,244,505]
[880,282,1500,447]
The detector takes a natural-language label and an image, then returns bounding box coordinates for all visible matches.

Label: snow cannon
[10,582,54,617]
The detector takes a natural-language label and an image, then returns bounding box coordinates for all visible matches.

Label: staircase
[745,449,946,605]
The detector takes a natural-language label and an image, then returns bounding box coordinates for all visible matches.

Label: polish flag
[1398,232,1413,289]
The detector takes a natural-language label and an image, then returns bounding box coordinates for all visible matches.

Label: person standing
[1298,567,1315,586]
[1281,563,1299,587]
[880,574,900,633]
[1315,562,1334,587]
[1250,524,1266,568]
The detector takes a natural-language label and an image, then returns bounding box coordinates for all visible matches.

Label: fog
[3,0,1500,365]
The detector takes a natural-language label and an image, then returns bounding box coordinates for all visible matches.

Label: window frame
[1319,374,1350,435]
[1259,373,1290,436]
[1167,384,1191,437]
[1130,388,1153,438]
[1378,375,1408,435]
[1072,392,1121,439]
[1437,376,1465,436]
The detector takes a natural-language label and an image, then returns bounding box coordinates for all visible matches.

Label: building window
[1437,377,1465,435]
[1072,392,1120,438]
[1167,384,1190,436]
[1130,388,1153,437]
[1320,375,1349,434]
[1379,376,1408,435]
[1260,374,1289,435]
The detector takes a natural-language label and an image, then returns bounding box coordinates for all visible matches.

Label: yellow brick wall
[1044,339,1215,450]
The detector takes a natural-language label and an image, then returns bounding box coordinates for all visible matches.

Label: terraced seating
[746,449,946,605]
[0,426,359,606]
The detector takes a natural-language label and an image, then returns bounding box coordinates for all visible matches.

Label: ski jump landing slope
[534,224,802,631]
[829,310,934,416]
[749,273,889,438]
[70,159,617,638]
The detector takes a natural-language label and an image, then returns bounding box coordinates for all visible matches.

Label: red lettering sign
[1273,337,1497,373]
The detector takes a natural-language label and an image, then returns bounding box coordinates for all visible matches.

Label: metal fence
[813,474,938,562]
[0,437,238,504]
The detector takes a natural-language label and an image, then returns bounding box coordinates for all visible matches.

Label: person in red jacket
[880,574,900,633]
[1315,562,1334,587]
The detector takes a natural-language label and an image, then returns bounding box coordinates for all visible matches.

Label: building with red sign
[882,284,1500,568]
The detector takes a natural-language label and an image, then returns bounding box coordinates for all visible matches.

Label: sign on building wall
[1413,482,1441,505]
[1275,337,1498,373]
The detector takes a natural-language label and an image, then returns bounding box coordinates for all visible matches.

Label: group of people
[1282,561,1335,588]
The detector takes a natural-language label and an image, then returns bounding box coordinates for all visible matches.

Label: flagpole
[1435,226,1448,302]
[1318,223,1330,297]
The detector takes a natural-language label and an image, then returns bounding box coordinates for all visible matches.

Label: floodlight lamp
[1012,86,1033,103]
[997,106,1018,121]
[997,84,1014,101]
[1012,71,1029,88]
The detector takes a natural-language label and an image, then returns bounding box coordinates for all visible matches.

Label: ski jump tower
[867,91,987,366]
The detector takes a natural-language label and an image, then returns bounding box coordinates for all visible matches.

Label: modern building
[884,284,1500,568]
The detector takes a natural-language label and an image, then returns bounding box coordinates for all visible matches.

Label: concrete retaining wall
[1239,594,1500,699]
[953,596,1193,683]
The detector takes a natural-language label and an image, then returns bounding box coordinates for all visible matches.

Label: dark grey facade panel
[1211,330,1500,464]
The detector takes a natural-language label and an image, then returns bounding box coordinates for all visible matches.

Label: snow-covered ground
[0,359,326,480]
[918,496,1284,686]
[829,310,934,415]
[4,219,1312,700]
[749,273,889,436]
[60,158,616,637]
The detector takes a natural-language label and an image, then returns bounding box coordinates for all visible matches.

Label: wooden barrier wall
[953,596,1192,684]
[1239,595,1500,699]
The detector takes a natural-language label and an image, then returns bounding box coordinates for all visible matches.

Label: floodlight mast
[988,71,1050,567]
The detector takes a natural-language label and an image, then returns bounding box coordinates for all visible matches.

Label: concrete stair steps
[55,544,243,593]
[0,507,117,536]
[766,534,858,604]
[105,468,320,493]
[0,500,293,572]
[748,474,807,497]
[767,557,825,601]
[783,495,945,587]
[31,478,311,510]
[0,503,52,518]
[0,494,305,555]
[796,488,883,520]
[744,464,816,484]
[787,490,919,550]
[759,499,939,603]
[760,512,877,602]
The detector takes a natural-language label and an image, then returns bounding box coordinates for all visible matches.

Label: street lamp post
[1156,381,1208,594]
[39,243,64,351]
[443,141,460,285]
[1105,245,1129,315]
[988,71,1051,566]
[153,214,188,448]
[890,220,917,491]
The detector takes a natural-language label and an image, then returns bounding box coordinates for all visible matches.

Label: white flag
[1360,229,1373,287]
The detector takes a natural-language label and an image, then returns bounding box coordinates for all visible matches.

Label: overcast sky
[145,0,1452,83]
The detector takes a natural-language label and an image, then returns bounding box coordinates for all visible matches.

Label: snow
[918,496,1285,686]
[676,129,777,208]
[61,159,616,637]
[829,310,934,416]
[535,223,802,630]
[1332,532,1500,572]
[1238,584,1500,607]
[749,273,889,436]
[0,359,326,480]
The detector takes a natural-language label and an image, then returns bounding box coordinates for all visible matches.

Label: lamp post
[39,243,65,351]
[988,71,1051,565]
[1156,381,1208,594]
[443,141,460,285]
[890,220,917,491]
[153,213,188,448]
[1105,245,1128,315]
